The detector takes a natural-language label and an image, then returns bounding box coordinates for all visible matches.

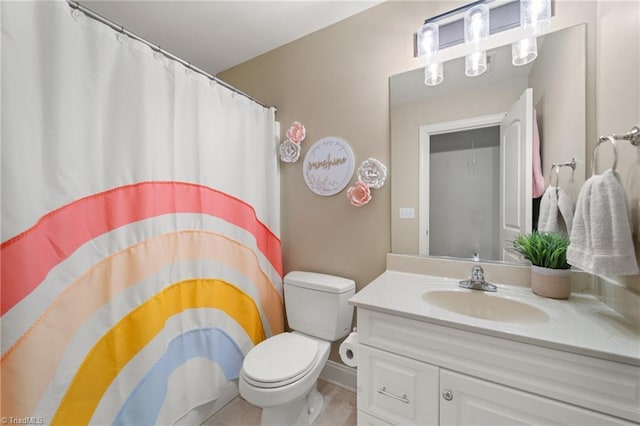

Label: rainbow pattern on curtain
[1,1,283,424]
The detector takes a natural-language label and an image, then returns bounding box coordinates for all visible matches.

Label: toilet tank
[284,271,355,341]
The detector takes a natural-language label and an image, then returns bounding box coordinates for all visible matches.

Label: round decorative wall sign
[303,137,355,196]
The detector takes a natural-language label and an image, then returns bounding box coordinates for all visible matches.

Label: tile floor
[204,379,357,426]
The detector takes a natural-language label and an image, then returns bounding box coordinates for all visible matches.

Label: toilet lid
[242,333,319,387]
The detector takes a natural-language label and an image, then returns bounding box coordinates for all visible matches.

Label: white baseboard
[320,360,356,392]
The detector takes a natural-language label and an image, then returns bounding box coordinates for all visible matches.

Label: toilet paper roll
[339,331,358,368]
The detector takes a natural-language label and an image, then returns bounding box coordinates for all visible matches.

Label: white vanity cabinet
[355,308,640,426]
[439,369,636,425]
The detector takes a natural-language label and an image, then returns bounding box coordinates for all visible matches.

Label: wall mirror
[390,23,586,264]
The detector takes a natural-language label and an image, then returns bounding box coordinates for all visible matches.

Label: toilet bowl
[238,271,355,425]
[239,332,330,425]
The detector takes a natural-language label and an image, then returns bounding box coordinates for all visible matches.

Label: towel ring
[591,136,618,175]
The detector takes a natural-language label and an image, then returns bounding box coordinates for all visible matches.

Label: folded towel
[538,185,574,235]
[567,169,638,276]
[532,109,545,198]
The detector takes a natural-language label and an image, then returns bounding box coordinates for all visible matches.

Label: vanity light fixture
[417,22,443,86]
[417,0,552,84]
[464,4,489,77]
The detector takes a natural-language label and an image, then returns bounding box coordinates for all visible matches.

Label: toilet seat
[241,333,320,389]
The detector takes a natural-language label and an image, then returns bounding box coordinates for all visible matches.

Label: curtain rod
[66,0,276,112]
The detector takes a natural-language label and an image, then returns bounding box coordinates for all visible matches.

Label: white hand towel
[538,186,559,233]
[538,186,574,235]
[567,169,638,276]
[557,187,574,235]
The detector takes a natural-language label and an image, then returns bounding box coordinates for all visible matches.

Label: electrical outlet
[399,208,415,219]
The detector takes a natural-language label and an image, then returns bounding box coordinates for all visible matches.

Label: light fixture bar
[423,0,489,25]
[417,0,522,54]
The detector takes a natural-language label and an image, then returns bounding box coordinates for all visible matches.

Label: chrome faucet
[459,264,497,292]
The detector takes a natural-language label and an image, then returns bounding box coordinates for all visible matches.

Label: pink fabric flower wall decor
[279,121,307,163]
[286,121,306,144]
[346,181,372,207]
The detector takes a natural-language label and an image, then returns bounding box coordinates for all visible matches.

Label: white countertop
[350,270,640,366]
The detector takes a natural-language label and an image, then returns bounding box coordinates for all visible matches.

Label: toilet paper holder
[339,327,358,367]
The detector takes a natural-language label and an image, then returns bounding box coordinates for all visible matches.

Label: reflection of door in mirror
[418,89,532,262]
[500,88,533,262]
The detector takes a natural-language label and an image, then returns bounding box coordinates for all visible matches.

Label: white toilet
[239,271,355,425]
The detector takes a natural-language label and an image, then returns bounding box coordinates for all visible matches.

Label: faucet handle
[460,264,497,292]
[471,264,484,282]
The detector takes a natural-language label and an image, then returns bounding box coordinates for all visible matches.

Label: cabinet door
[357,410,394,426]
[358,345,439,426]
[440,370,635,425]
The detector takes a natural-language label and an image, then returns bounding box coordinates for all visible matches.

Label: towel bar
[550,158,577,188]
[614,125,640,146]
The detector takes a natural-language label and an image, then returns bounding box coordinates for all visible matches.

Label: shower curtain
[1,1,283,424]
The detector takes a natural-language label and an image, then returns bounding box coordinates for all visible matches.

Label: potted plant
[512,231,572,299]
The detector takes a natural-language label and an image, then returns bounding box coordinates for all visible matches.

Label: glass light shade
[520,0,551,36]
[417,22,439,59]
[512,37,538,66]
[465,51,487,77]
[464,4,489,48]
[424,62,444,86]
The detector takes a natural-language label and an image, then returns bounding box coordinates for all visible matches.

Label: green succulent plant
[512,232,571,270]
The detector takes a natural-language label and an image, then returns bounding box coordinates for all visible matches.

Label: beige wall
[220,1,461,361]
[221,0,640,358]
[219,1,461,288]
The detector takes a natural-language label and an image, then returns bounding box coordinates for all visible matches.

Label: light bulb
[465,51,487,77]
[417,22,439,59]
[471,13,483,40]
[424,62,443,86]
[464,4,489,48]
[512,37,538,66]
[520,0,551,36]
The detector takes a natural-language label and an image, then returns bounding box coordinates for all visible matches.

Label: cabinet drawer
[358,345,439,426]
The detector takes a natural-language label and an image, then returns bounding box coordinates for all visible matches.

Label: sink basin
[423,290,550,324]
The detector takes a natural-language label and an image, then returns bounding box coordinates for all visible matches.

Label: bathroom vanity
[350,270,640,425]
